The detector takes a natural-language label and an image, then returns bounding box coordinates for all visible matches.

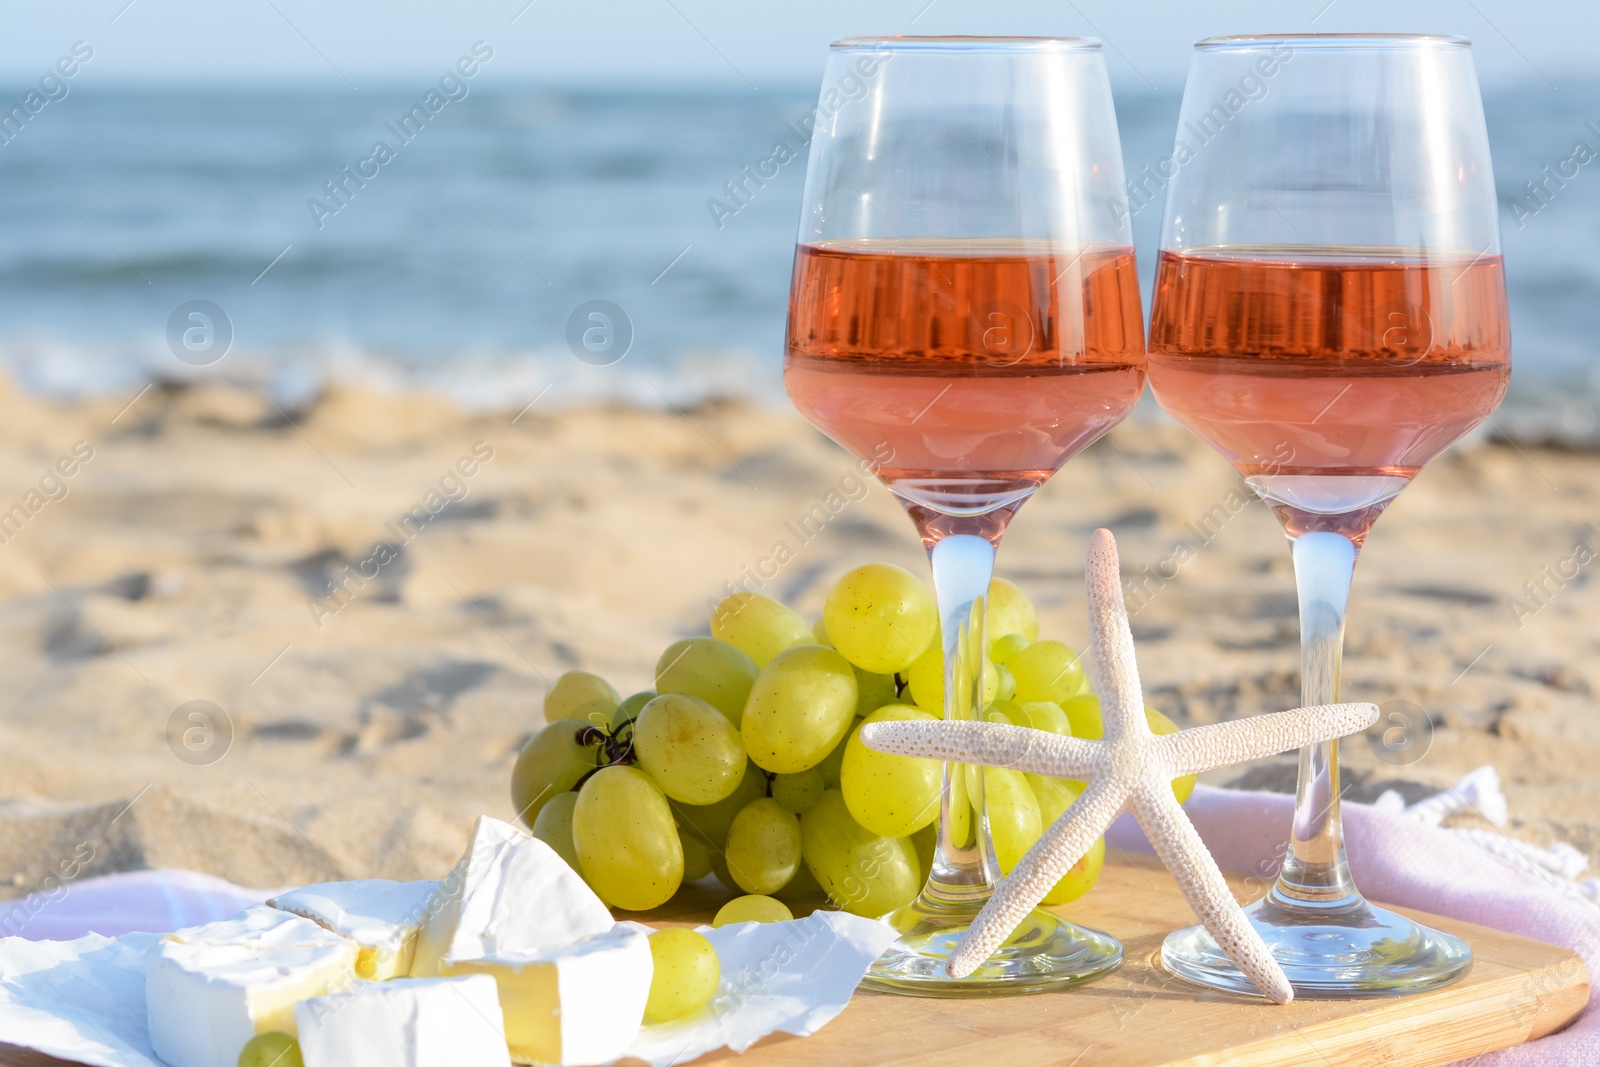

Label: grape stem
[573,723,636,788]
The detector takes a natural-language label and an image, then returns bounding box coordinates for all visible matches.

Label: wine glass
[1147,34,1509,997]
[784,36,1145,995]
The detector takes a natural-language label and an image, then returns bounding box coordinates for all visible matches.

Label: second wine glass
[1147,34,1508,997]
[785,36,1144,995]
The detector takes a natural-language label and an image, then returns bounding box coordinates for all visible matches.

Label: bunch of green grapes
[509,567,1165,917]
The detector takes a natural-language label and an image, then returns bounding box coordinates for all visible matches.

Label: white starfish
[860,528,1379,1003]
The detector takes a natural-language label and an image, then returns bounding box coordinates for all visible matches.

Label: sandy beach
[0,378,1593,902]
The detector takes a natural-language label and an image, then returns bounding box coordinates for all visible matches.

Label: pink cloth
[1108,785,1598,1066]
[0,869,270,942]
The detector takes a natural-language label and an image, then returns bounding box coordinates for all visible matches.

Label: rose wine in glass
[784,37,1143,995]
[787,242,1145,526]
[1148,35,1509,997]
[1152,249,1510,537]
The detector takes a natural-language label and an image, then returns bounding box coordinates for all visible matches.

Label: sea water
[0,83,1592,441]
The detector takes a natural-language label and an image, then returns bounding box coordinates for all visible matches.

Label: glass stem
[921,532,998,909]
[1276,530,1358,901]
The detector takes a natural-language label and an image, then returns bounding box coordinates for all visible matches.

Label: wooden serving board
[2,855,1587,1067]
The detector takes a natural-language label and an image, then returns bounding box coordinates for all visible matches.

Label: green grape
[655,637,758,727]
[679,825,713,883]
[985,577,1039,650]
[799,790,921,917]
[904,640,998,713]
[724,798,802,895]
[708,847,737,894]
[1025,773,1106,904]
[989,631,1030,666]
[672,761,767,858]
[239,1032,303,1067]
[905,643,942,710]
[853,666,900,717]
[713,894,793,927]
[741,645,857,773]
[1019,700,1070,735]
[1059,695,1196,802]
[948,757,972,849]
[910,821,936,882]
[984,767,1041,875]
[840,706,942,838]
[543,670,620,725]
[633,693,747,804]
[984,700,1027,727]
[991,662,1017,704]
[644,928,720,1022]
[962,762,983,821]
[1026,772,1083,824]
[510,721,599,828]
[772,768,825,814]
[772,856,823,901]
[815,730,850,788]
[710,592,814,667]
[572,766,683,910]
[1059,693,1103,741]
[610,690,656,733]
[811,615,833,646]
[822,563,937,674]
[1010,640,1087,704]
[530,791,582,873]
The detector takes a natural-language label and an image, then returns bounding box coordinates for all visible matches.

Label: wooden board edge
[1527,956,1591,1042]
[1166,949,1590,1067]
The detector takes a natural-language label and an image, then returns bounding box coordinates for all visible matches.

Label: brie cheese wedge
[146,906,357,1067]
[443,925,653,1067]
[410,814,613,977]
[270,878,438,980]
[295,974,513,1067]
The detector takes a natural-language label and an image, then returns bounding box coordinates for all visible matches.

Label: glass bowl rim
[830,35,1103,53]
[1196,32,1471,50]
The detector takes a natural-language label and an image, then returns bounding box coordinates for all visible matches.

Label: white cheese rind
[443,924,653,1066]
[411,814,612,976]
[295,974,513,1067]
[269,878,438,980]
[146,906,357,1067]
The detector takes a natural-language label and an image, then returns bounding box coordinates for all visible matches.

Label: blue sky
[0,0,1593,90]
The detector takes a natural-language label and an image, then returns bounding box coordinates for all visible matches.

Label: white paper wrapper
[0,912,897,1067]
[620,912,899,1067]
[0,932,163,1067]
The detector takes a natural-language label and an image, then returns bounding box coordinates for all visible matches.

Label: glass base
[1161,886,1472,999]
[864,894,1123,998]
